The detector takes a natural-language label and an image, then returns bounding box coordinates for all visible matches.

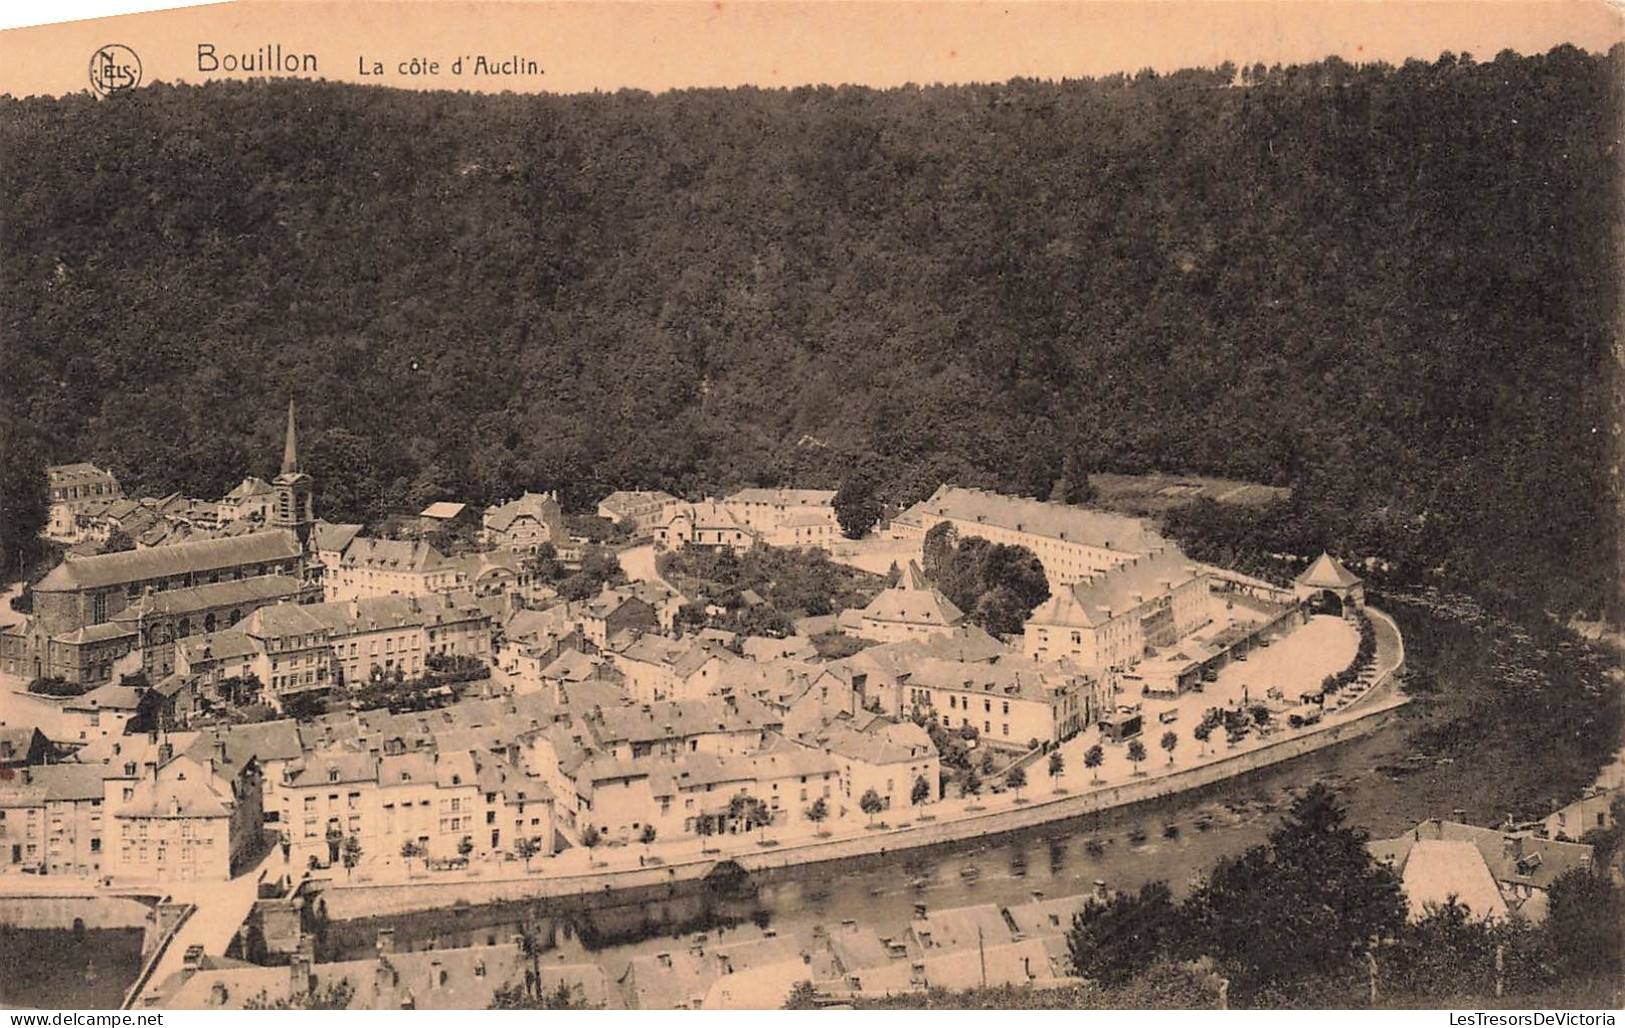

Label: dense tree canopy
[3,47,1618,618]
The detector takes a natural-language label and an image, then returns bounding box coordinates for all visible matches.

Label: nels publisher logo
[89,44,142,96]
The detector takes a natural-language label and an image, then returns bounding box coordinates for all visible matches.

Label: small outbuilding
[1293,552,1365,617]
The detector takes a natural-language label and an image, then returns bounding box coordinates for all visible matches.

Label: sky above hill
[1,0,1619,98]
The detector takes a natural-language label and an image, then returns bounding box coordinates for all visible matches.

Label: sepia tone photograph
[0,0,1621,1013]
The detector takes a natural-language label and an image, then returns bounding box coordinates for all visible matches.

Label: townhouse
[1023,547,1211,669]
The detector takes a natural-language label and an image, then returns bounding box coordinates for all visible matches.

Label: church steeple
[272,398,315,553]
[281,399,300,476]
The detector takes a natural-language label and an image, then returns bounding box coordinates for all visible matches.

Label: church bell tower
[271,399,316,550]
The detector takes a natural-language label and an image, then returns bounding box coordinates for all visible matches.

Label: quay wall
[0,895,155,931]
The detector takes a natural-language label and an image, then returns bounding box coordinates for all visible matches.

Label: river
[0,925,146,1010]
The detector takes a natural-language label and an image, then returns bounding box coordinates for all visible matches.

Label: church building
[0,403,322,684]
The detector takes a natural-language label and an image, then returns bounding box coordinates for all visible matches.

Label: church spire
[281,399,299,476]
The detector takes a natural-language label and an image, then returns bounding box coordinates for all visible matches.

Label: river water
[0,926,146,1009]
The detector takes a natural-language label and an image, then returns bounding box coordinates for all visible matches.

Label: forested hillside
[2,47,1619,617]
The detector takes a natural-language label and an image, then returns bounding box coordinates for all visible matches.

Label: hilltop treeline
[2,47,1619,616]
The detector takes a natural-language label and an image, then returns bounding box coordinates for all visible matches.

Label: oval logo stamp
[89,44,142,96]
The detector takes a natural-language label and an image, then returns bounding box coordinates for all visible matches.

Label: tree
[1006,765,1027,800]
[962,770,983,798]
[1126,739,1147,775]
[580,825,601,849]
[640,824,658,850]
[489,980,593,1009]
[103,528,135,553]
[1544,866,1624,979]
[1084,744,1105,783]
[805,796,830,834]
[727,793,773,840]
[399,840,425,870]
[1181,783,1405,999]
[0,412,48,580]
[340,834,362,878]
[1193,722,1212,756]
[859,788,885,825]
[457,835,474,860]
[782,980,820,1010]
[833,474,884,539]
[1067,882,1184,986]
[244,980,357,1010]
[1160,730,1179,765]
[1048,750,1065,789]
[911,776,932,806]
[514,836,541,869]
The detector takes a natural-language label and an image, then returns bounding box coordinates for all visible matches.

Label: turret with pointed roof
[1292,551,1365,613]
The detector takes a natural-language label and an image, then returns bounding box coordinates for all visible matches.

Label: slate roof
[1397,840,1510,921]
[809,719,936,767]
[117,757,236,819]
[54,622,139,645]
[904,656,1086,704]
[314,520,364,554]
[725,488,837,507]
[340,537,450,573]
[112,575,309,622]
[910,902,1014,953]
[1027,547,1201,630]
[597,490,678,518]
[1370,819,1594,894]
[419,502,468,520]
[155,943,613,1010]
[859,561,964,627]
[483,492,561,533]
[36,531,303,591]
[178,629,260,664]
[896,485,1165,553]
[1296,552,1363,589]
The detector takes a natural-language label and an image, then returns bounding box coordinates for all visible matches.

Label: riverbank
[313,628,1407,921]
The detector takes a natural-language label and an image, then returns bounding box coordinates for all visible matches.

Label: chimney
[215,739,228,766]
[374,957,398,997]
[913,902,927,919]
[1093,879,1108,902]
[1502,836,1523,862]
[376,928,396,955]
